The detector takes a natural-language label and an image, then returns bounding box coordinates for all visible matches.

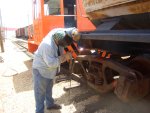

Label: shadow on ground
[11,51,150,113]
[13,60,33,93]
[53,81,150,113]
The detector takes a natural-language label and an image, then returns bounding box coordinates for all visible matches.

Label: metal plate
[83,0,137,12]
[82,0,150,20]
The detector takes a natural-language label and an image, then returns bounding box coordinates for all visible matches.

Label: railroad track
[12,38,28,50]
[11,38,34,58]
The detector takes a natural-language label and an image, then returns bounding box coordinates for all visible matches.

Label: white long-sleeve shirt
[32,27,76,79]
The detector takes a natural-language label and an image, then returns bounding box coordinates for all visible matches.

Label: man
[32,27,80,113]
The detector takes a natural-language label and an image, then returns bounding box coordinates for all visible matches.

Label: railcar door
[63,0,76,28]
[43,0,65,37]
[62,0,96,31]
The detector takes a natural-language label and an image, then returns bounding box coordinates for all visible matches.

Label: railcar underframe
[61,13,150,102]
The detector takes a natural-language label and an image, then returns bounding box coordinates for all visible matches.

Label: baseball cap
[53,30,66,40]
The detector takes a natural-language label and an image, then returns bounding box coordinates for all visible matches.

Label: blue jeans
[32,68,54,113]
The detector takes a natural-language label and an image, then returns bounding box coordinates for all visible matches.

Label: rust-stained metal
[82,0,150,20]
[71,55,150,101]
[72,55,143,93]
[115,56,150,102]
[72,55,114,93]
[83,0,137,12]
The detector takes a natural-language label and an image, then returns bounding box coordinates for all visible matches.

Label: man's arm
[41,43,60,69]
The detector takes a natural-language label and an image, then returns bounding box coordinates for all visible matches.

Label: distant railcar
[15,24,33,39]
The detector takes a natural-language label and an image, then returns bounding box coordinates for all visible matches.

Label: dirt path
[0,39,150,113]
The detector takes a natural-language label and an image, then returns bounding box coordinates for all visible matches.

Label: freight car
[28,0,150,102]
[15,27,24,38]
[15,24,33,39]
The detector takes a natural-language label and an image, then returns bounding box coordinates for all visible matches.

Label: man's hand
[59,52,72,64]
[64,52,72,60]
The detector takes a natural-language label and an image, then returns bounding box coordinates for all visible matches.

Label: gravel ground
[0,39,150,113]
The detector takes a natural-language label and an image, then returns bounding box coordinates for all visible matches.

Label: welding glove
[65,52,72,60]
[59,52,72,64]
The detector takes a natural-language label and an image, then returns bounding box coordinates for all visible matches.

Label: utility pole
[0,8,4,52]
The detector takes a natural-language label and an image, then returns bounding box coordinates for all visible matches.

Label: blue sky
[0,0,33,28]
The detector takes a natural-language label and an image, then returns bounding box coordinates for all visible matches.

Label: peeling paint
[83,0,137,12]
[82,0,150,20]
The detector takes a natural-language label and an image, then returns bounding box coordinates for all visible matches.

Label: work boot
[47,104,62,110]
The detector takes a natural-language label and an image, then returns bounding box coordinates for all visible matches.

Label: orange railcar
[28,0,96,53]
[28,0,150,102]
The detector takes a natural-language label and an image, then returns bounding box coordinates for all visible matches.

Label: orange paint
[28,0,95,53]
